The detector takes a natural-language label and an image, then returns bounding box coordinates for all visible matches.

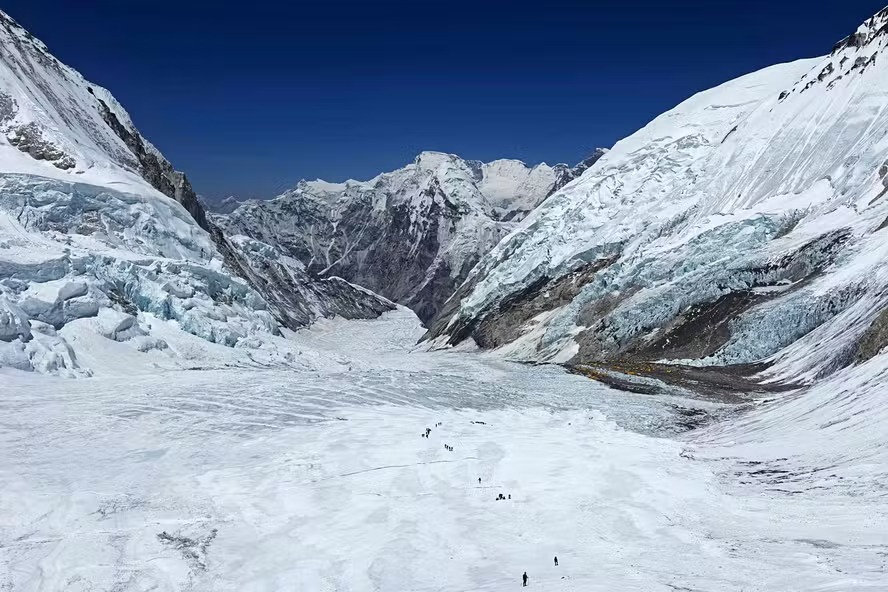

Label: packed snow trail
[1,310,885,591]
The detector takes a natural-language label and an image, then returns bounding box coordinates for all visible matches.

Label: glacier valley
[1,4,888,591]
[2,309,886,591]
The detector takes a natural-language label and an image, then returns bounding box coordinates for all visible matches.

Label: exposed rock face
[855,307,888,363]
[208,229,394,329]
[426,7,888,384]
[6,121,75,169]
[89,89,210,231]
[433,256,618,349]
[216,150,605,324]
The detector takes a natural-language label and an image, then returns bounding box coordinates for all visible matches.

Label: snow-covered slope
[216,150,605,322]
[0,11,211,227]
[3,309,886,591]
[0,10,391,375]
[428,6,888,386]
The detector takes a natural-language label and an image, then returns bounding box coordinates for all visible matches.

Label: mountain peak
[0,10,51,55]
[778,6,888,100]
[832,5,888,55]
[414,151,464,171]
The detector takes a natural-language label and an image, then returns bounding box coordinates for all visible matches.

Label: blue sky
[3,0,885,198]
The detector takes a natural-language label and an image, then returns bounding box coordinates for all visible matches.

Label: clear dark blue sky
[3,0,885,198]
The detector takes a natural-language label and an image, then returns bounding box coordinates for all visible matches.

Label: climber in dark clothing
[522,572,528,587]
[554,556,558,566]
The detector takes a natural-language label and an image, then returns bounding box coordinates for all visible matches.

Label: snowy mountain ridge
[427,6,888,387]
[215,149,605,322]
[0,10,391,376]
[0,11,179,200]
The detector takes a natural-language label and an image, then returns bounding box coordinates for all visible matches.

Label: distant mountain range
[3,2,888,389]
[213,149,605,322]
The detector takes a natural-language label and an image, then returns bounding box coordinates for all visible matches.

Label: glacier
[428,9,888,388]
[1,310,886,591]
[1,4,888,591]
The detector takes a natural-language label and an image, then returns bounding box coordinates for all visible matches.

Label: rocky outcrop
[432,256,618,349]
[855,306,888,363]
[209,229,394,329]
[90,89,210,230]
[6,121,75,169]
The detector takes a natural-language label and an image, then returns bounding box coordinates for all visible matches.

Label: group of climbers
[419,421,560,587]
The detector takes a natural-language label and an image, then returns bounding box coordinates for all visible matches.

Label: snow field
[2,311,885,591]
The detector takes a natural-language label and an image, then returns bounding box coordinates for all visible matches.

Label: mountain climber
[522,572,528,587]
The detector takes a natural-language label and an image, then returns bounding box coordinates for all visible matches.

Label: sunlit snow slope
[429,7,888,386]
[0,10,391,376]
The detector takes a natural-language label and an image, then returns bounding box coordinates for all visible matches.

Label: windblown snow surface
[2,309,887,591]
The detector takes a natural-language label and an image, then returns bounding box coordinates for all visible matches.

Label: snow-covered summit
[831,5,888,55]
[426,5,888,386]
[407,149,606,220]
[216,149,605,322]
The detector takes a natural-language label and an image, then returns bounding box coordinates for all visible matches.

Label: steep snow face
[480,158,570,219]
[0,10,391,375]
[429,7,888,384]
[0,11,206,224]
[216,150,604,323]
